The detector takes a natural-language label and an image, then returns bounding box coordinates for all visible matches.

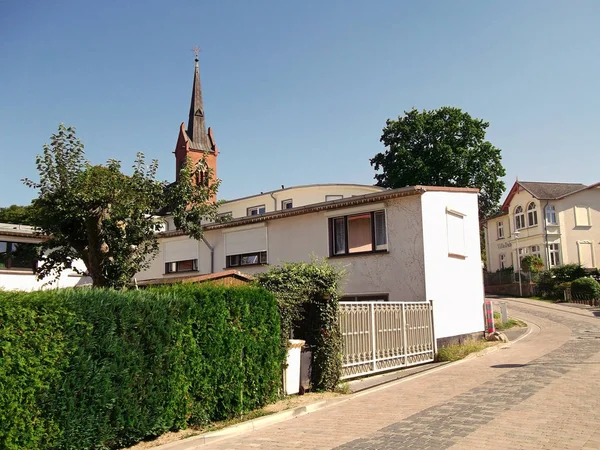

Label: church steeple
[186,54,212,151]
[174,51,219,201]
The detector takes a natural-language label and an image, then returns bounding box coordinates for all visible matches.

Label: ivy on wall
[255,258,346,391]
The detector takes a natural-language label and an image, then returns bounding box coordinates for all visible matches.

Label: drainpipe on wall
[269,192,277,211]
[543,200,550,269]
[201,236,215,274]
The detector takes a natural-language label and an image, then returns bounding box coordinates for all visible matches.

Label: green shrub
[255,258,345,391]
[551,264,587,283]
[521,255,544,273]
[571,277,600,299]
[0,284,283,450]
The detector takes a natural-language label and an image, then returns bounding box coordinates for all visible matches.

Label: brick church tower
[174,54,218,201]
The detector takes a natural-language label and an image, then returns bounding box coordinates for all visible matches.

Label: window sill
[496,237,505,241]
[163,270,199,276]
[448,253,467,260]
[328,249,389,259]
[224,263,269,270]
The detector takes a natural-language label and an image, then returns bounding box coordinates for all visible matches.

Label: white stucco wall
[0,269,89,291]
[421,191,484,339]
[555,186,600,268]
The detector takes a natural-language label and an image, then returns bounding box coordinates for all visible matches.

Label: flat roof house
[136,184,485,343]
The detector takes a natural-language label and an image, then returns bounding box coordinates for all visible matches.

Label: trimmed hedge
[0,284,283,450]
[571,277,600,299]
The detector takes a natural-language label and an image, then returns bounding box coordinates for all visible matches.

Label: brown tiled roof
[518,181,587,199]
[136,270,253,286]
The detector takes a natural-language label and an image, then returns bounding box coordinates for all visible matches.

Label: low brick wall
[484,283,535,297]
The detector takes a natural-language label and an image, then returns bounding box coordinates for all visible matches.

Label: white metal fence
[339,300,436,380]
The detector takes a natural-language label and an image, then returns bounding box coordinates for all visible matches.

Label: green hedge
[0,284,283,450]
[571,277,600,299]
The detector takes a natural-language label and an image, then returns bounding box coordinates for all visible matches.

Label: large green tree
[371,107,506,218]
[0,204,34,225]
[23,124,220,289]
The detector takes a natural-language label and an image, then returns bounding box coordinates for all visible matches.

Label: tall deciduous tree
[0,204,34,225]
[371,107,506,218]
[23,124,220,289]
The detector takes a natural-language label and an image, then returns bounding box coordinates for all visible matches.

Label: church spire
[186,50,211,151]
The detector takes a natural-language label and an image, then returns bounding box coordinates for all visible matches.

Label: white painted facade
[137,186,485,341]
[0,224,88,291]
[484,183,600,273]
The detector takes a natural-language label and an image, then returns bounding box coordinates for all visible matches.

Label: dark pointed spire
[187,53,212,151]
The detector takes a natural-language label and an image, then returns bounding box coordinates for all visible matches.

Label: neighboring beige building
[483,181,600,273]
[137,184,485,342]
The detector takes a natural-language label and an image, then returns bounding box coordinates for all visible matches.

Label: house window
[226,251,267,268]
[574,206,591,227]
[326,195,343,202]
[499,254,506,269]
[497,221,504,239]
[545,205,557,224]
[527,202,538,227]
[446,210,466,258]
[0,241,39,271]
[165,259,198,274]
[247,205,266,216]
[514,206,525,230]
[549,243,560,266]
[530,245,541,258]
[329,210,387,256]
[281,199,293,210]
[340,293,390,302]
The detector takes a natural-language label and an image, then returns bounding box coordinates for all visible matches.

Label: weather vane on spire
[192,45,201,62]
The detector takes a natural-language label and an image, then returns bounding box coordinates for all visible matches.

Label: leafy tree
[371,107,506,218]
[0,204,34,225]
[521,254,544,274]
[23,124,220,289]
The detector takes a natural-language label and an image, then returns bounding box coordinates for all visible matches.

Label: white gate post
[370,303,377,371]
[401,303,408,365]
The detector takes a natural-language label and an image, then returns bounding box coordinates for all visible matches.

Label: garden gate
[338,300,436,380]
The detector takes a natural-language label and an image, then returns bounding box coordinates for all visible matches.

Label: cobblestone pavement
[202,298,600,450]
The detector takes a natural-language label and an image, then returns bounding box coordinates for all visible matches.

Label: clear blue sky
[1,0,599,207]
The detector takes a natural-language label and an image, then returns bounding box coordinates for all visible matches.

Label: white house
[483,181,600,273]
[137,184,485,343]
[0,223,87,291]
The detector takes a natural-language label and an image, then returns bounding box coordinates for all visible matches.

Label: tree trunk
[85,208,110,288]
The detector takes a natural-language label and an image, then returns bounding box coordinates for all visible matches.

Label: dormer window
[514,206,525,230]
[527,202,538,227]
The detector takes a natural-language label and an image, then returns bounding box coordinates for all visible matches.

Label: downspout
[201,236,215,274]
[543,200,550,268]
[269,192,277,211]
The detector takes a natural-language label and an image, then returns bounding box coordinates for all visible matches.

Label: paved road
[203,298,600,450]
